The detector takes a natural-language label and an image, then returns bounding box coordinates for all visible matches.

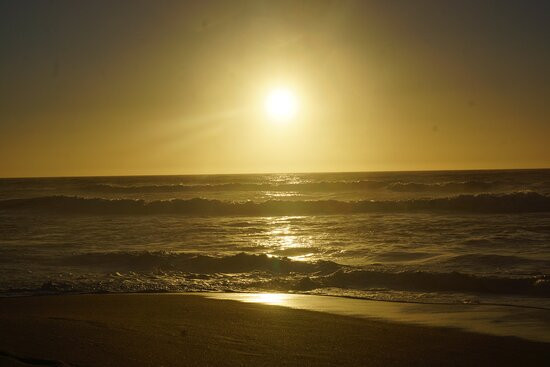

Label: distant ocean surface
[1,170,550,308]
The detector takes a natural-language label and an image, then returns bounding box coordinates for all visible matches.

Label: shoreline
[207,292,550,343]
[4,291,549,342]
[1,293,549,366]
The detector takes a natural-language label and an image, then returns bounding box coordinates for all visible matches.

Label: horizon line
[1,166,549,180]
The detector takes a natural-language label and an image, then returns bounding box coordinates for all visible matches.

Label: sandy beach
[0,294,549,367]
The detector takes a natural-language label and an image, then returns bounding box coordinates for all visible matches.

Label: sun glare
[264,88,298,122]
[250,293,290,305]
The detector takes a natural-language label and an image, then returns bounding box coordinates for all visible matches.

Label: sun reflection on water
[247,293,290,306]
[288,253,315,261]
[260,216,317,262]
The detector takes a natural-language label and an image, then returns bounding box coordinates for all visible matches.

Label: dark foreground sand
[0,294,549,367]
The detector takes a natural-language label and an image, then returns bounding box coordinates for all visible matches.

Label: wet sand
[0,294,549,366]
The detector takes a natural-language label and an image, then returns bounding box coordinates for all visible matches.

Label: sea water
[1,169,549,310]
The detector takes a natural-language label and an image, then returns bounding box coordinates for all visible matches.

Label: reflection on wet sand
[206,292,550,343]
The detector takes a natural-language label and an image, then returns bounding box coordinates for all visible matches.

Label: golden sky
[1,0,549,177]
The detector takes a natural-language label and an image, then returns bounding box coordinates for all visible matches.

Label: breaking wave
[6,252,550,298]
[63,251,340,274]
[386,180,500,192]
[83,180,503,194]
[84,181,387,193]
[1,192,549,215]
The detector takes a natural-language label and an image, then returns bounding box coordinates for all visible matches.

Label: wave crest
[387,180,499,192]
[1,192,549,215]
[63,251,339,274]
[9,251,549,298]
[83,179,502,194]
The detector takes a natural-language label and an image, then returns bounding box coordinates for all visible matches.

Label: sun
[264,88,298,122]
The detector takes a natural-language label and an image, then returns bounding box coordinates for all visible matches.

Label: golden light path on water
[263,216,316,262]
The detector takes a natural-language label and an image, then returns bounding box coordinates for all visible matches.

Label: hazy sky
[1,0,549,177]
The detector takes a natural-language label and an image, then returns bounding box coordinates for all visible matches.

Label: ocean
[1,169,549,308]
